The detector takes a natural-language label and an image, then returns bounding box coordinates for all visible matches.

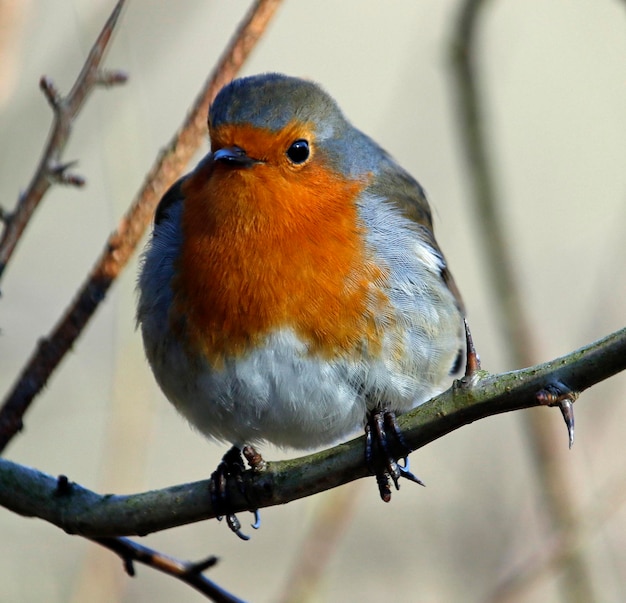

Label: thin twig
[1,327,624,537]
[0,0,284,453]
[0,0,127,282]
[450,2,598,601]
[89,536,247,603]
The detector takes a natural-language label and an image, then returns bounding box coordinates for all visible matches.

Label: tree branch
[0,0,127,282]
[89,536,246,603]
[0,0,284,453]
[2,327,624,537]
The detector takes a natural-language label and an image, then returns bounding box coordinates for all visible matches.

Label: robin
[137,73,465,538]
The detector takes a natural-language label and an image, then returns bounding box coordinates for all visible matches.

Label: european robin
[137,73,465,538]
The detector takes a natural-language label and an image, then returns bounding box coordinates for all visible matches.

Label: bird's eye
[286,139,310,164]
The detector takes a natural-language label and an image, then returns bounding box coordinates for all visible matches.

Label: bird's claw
[365,409,424,502]
[536,381,579,449]
[210,446,261,540]
[250,509,261,530]
[398,458,425,487]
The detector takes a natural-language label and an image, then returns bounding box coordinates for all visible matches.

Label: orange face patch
[172,122,389,366]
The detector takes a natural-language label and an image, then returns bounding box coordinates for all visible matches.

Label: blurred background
[1,1,625,602]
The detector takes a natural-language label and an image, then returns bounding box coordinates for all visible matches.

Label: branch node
[39,76,62,109]
[54,474,73,497]
[123,556,136,577]
[0,206,12,224]
[536,381,579,448]
[535,381,578,407]
[187,555,219,575]
[96,69,128,87]
[48,161,86,187]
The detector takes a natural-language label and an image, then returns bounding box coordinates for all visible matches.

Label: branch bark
[88,536,245,603]
[2,327,624,537]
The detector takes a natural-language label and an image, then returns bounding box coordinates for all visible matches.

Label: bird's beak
[212,146,258,167]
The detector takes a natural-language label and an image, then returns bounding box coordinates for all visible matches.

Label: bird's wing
[371,158,465,315]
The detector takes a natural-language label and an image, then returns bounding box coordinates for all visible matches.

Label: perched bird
[137,73,465,537]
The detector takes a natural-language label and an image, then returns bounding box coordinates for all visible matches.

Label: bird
[137,73,465,538]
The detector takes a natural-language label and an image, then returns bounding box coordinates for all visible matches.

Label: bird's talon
[366,409,422,501]
[399,463,426,487]
[210,445,260,539]
[384,410,410,453]
[251,509,261,530]
[376,472,392,503]
[388,460,401,491]
[226,513,251,541]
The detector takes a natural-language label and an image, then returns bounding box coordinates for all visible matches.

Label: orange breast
[172,126,388,366]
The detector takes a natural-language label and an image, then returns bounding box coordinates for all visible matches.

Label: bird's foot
[365,409,424,502]
[210,445,261,540]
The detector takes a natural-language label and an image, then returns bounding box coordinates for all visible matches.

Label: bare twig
[0,0,127,282]
[0,0,284,453]
[90,536,246,603]
[450,1,598,600]
[1,327,624,537]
